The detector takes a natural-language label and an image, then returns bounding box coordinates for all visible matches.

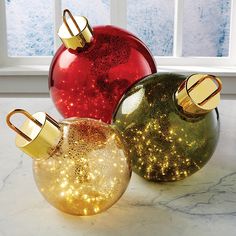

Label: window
[0,0,236,67]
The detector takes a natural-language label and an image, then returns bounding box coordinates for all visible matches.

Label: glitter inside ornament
[7,110,131,215]
[113,73,221,182]
[49,10,157,123]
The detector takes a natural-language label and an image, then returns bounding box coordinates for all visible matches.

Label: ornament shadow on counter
[49,9,157,124]
[6,109,131,216]
[113,73,222,182]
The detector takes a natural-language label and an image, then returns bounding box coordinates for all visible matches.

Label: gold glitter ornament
[6,109,131,215]
[113,73,222,182]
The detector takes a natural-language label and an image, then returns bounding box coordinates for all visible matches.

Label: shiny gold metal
[6,109,42,142]
[6,109,61,160]
[58,9,93,50]
[63,9,81,37]
[175,74,222,115]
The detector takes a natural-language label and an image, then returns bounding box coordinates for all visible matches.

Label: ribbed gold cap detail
[175,74,222,115]
[6,109,61,161]
[58,9,93,50]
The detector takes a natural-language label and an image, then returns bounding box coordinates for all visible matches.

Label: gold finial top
[58,9,93,50]
[6,109,61,160]
[175,74,222,116]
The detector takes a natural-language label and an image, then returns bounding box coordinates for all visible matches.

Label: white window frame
[0,0,236,96]
[0,0,236,67]
[163,0,236,67]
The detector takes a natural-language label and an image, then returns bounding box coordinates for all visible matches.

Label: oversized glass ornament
[6,109,131,215]
[113,73,222,182]
[49,9,157,124]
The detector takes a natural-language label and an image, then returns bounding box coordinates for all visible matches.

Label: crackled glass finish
[113,73,220,182]
[49,26,157,124]
[33,118,131,215]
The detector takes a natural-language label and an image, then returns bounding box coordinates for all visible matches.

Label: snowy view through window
[5,0,231,57]
[182,0,231,57]
[5,0,54,56]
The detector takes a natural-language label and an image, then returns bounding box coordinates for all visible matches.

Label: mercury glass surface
[33,118,131,215]
[113,73,220,182]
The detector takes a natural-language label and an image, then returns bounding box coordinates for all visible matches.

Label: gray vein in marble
[0,157,23,193]
[158,172,236,216]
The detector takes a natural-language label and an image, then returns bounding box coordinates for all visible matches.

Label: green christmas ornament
[112,73,222,182]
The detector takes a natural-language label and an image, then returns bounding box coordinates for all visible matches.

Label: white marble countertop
[0,97,235,236]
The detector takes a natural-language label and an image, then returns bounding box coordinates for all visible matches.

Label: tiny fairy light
[6,109,131,215]
[113,73,222,182]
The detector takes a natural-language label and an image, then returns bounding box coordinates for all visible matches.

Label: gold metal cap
[58,9,93,50]
[175,74,222,116]
[6,109,61,161]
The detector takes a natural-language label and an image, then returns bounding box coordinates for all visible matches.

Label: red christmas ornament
[49,10,157,123]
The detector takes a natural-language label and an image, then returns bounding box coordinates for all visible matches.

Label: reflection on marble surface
[0,98,235,236]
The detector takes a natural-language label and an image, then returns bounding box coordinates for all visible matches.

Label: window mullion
[0,1,7,66]
[229,0,236,66]
[110,0,127,28]
[173,0,184,57]
[54,0,62,52]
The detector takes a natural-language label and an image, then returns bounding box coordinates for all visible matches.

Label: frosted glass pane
[62,0,110,26]
[183,0,231,57]
[5,0,54,56]
[127,0,175,56]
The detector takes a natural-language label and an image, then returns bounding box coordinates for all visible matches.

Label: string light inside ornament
[113,73,222,182]
[6,109,131,215]
[49,9,157,123]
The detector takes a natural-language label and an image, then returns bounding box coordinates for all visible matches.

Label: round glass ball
[113,73,220,182]
[49,25,157,123]
[33,118,131,215]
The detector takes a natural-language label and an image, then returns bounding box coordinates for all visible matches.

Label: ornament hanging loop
[6,109,42,142]
[187,75,222,106]
[59,8,93,49]
[63,9,81,37]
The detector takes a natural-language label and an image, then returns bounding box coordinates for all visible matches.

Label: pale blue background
[182,0,231,57]
[5,0,231,57]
